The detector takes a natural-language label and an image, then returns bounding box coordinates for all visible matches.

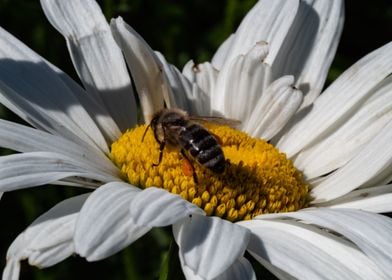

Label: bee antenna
[141,124,151,142]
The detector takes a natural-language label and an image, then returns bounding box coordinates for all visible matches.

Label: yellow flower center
[110,124,309,222]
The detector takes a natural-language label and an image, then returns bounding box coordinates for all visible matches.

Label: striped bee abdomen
[179,123,225,173]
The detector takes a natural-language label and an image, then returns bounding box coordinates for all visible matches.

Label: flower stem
[159,240,185,280]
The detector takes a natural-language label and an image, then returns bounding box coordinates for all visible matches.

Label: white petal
[183,60,219,100]
[40,0,137,130]
[49,65,122,142]
[277,42,392,156]
[190,86,212,116]
[2,260,20,280]
[250,256,296,280]
[295,75,392,179]
[157,53,193,111]
[0,27,111,153]
[156,53,210,115]
[173,215,250,279]
[245,76,303,140]
[272,0,344,106]
[315,184,392,213]
[212,42,271,119]
[190,62,218,104]
[182,60,219,115]
[75,182,150,261]
[3,194,88,279]
[262,208,392,278]
[215,0,299,69]
[0,152,118,192]
[297,0,344,105]
[130,187,204,227]
[0,26,121,143]
[310,119,392,202]
[0,119,118,176]
[240,218,388,279]
[110,17,166,122]
[211,34,235,70]
[214,257,256,280]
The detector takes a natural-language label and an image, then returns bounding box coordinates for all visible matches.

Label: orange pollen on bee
[110,124,309,222]
[181,158,194,177]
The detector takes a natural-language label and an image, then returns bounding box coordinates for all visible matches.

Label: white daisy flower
[1,0,392,279]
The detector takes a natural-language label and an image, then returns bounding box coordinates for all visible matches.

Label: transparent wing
[189,115,241,127]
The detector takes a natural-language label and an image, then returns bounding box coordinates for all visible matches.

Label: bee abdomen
[203,153,225,173]
[179,124,225,173]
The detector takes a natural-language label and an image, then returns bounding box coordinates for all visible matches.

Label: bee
[142,108,239,183]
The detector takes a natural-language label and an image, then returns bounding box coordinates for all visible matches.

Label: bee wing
[189,115,241,127]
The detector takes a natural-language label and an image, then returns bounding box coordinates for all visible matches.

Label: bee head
[149,114,159,131]
[142,113,161,143]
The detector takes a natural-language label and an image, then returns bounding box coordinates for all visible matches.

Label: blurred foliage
[0,0,391,279]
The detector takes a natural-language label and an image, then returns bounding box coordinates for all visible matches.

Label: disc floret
[111,125,309,222]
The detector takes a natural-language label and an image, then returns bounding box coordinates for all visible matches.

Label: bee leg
[181,149,198,184]
[153,141,165,167]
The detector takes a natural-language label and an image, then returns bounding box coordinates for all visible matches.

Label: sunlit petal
[260,208,392,278]
[213,0,299,69]
[277,42,392,156]
[241,218,388,279]
[245,76,303,140]
[315,184,392,213]
[311,119,392,202]
[295,75,392,179]
[183,60,218,101]
[212,42,271,119]
[272,0,344,106]
[110,17,166,122]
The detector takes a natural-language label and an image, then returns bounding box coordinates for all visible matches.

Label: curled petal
[212,0,299,69]
[75,182,149,261]
[272,0,344,106]
[130,187,204,227]
[214,257,256,280]
[173,215,250,279]
[245,76,303,140]
[110,17,166,122]
[3,194,88,279]
[212,43,271,119]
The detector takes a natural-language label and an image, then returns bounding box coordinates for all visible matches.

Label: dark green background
[0,0,391,279]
